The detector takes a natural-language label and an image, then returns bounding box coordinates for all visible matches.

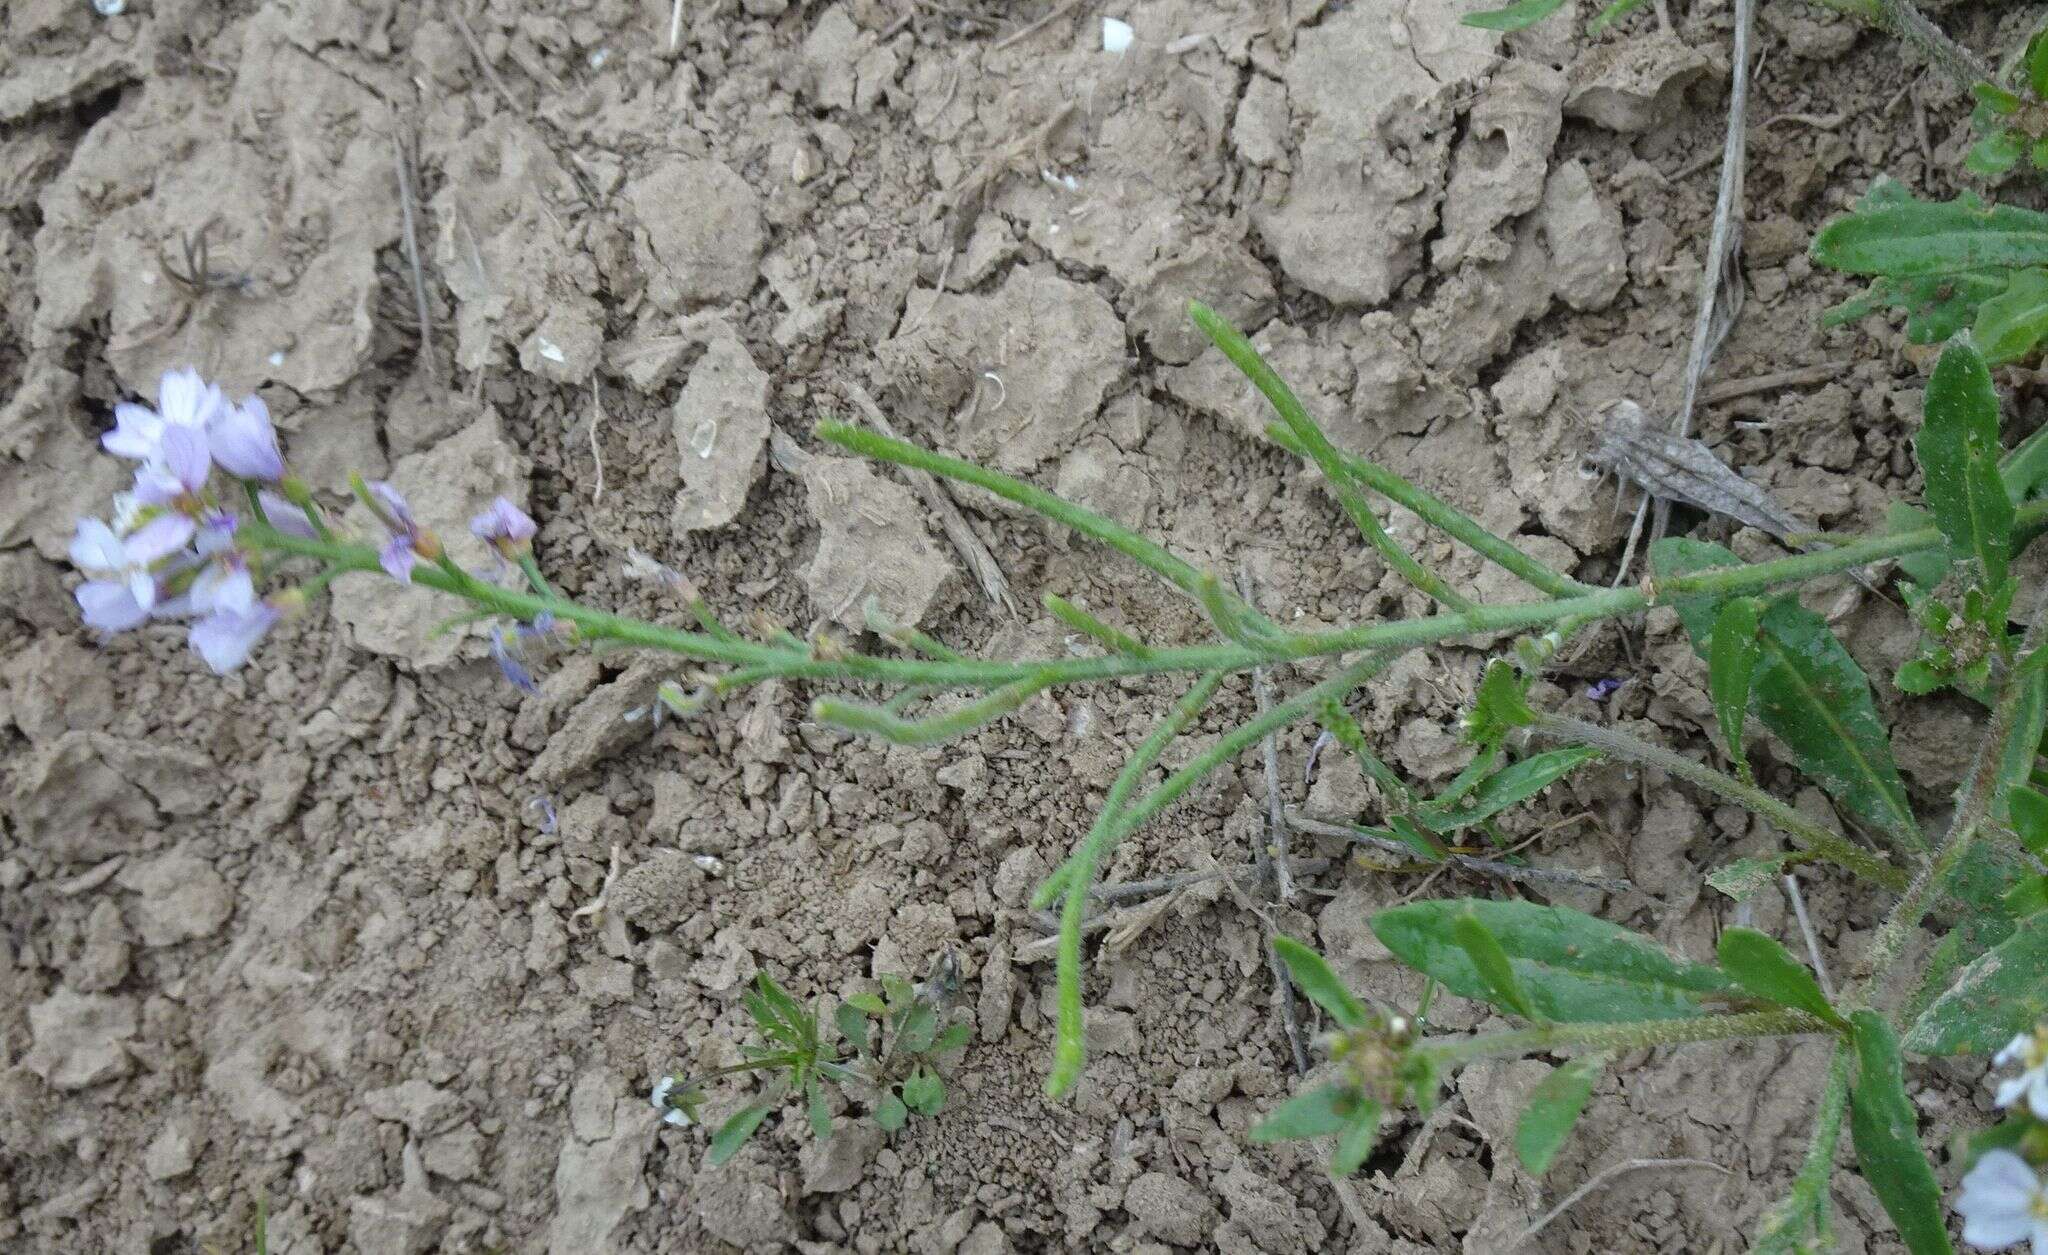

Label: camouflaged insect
[1589,401,1808,539]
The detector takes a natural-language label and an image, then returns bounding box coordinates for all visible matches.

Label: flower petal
[193,561,255,616]
[77,580,149,632]
[189,604,280,673]
[158,423,212,493]
[257,491,318,539]
[209,396,285,481]
[381,537,418,583]
[157,367,224,429]
[103,402,165,460]
[125,513,197,564]
[69,518,126,572]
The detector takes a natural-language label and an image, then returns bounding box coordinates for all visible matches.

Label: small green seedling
[655,954,972,1164]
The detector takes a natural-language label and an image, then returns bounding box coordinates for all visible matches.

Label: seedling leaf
[807,1079,833,1140]
[1421,746,1601,830]
[1272,935,1370,1030]
[1716,926,1845,1027]
[1330,1103,1384,1177]
[1707,853,1802,902]
[1811,194,2048,277]
[1973,268,2048,365]
[708,1102,774,1167]
[1371,899,1737,1022]
[1902,912,2048,1055]
[1252,1084,1355,1142]
[901,1067,946,1116]
[874,1091,908,1133]
[1515,1053,1607,1175]
[1847,1012,1953,1255]
[1918,337,2015,592]
[1452,910,1540,1021]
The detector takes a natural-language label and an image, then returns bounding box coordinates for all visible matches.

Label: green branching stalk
[813,676,1055,744]
[1425,1008,1837,1069]
[1532,713,1911,891]
[1044,594,1153,658]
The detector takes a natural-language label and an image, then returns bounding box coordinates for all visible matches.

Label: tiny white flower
[1995,1025,2048,1121]
[1955,1149,2048,1253]
[650,1076,693,1127]
[1102,16,1134,53]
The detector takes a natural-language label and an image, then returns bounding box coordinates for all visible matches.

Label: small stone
[671,333,770,534]
[25,989,137,1090]
[800,1121,882,1194]
[144,1120,203,1181]
[627,159,766,308]
[118,850,234,947]
[1122,1172,1220,1246]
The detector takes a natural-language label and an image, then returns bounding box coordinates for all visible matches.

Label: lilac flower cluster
[69,368,306,672]
[69,368,547,678]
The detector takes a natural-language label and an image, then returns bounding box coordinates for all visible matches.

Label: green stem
[516,552,556,599]
[1426,1008,1834,1069]
[1752,1043,1851,1252]
[1532,713,1910,891]
[814,676,1055,744]
[1045,594,1154,658]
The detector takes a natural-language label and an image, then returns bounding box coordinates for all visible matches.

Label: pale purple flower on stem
[188,602,281,673]
[1994,1025,2048,1120]
[1955,1149,2048,1252]
[208,394,285,481]
[369,482,424,582]
[490,626,539,692]
[103,367,227,462]
[76,580,152,632]
[470,496,537,550]
[70,514,194,613]
[131,424,213,505]
[192,552,256,617]
[369,481,416,531]
[382,536,419,583]
[257,491,317,539]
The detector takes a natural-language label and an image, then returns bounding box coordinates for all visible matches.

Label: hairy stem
[1532,713,1909,891]
[1752,1043,1851,1251]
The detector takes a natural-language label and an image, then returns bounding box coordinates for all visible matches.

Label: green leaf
[2013,785,2048,856]
[1371,899,1737,1022]
[1461,0,1567,30]
[901,1067,946,1116]
[844,993,887,1015]
[1706,853,1802,902]
[708,1102,774,1167]
[1967,131,2025,178]
[1825,272,2009,345]
[2029,31,2048,99]
[2004,875,2048,916]
[1716,927,1845,1027]
[1906,840,2028,1020]
[1515,1054,1607,1175]
[1709,598,1762,779]
[1467,659,1537,745]
[1959,1115,2034,1170]
[1998,674,2048,823]
[1903,912,2048,1055]
[1329,1103,1384,1177]
[1811,194,2048,277]
[1272,935,1370,1030]
[1452,910,1540,1021]
[1894,657,1951,695]
[807,1079,833,1140]
[834,1003,871,1056]
[873,1091,908,1132]
[1973,81,2024,115]
[932,1021,973,1054]
[1252,1084,1357,1142]
[1888,503,1957,588]
[2001,423,2048,502]
[1919,337,2016,593]
[1656,541,1922,852]
[1421,747,1602,830]
[1973,268,2048,365]
[1847,1012,1953,1255]
[895,1000,939,1055]
[1384,814,1450,862]
[1585,0,1647,33]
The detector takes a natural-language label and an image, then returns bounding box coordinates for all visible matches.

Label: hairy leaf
[1848,1012,1953,1255]
[1330,1104,1384,1177]
[1973,268,2048,365]
[1906,840,2028,1020]
[1657,540,1922,852]
[1811,193,2048,276]
[1918,338,2015,592]
[1515,1053,1607,1175]
[1252,1084,1356,1142]
[1371,899,1736,1022]
[901,1068,946,1116]
[708,1102,774,1166]
[1420,747,1601,830]
[1903,912,2048,1056]
[1709,598,1762,779]
[1452,910,1540,1021]
[873,1091,908,1132]
[1272,935,1370,1030]
[1717,927,1844,1027]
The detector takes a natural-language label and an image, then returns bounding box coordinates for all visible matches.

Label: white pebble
[266,350,286,367]
[94,0,126,15]
[537,337,566,364]
[1102,17,1134,53]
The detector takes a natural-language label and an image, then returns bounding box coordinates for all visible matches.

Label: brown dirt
[0,1,2034,1252]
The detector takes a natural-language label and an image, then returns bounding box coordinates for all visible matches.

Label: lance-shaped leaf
[1709,598,1762,780]
[1516,1053,1607,1175]
[1452,910,1540,1021]
[1330,1102,1385,1177]
[708,1102,775,1166]
[1418,746,1601,831]
[1917,337,2015,592]
[1848,1012,1953,1255]
[1252,1084,1354,1143]
[1905,840,2029,1021]
[1717,926,1845,1028]
[1463,0,1567,28]
[1811,192,2048,277]
[1707,853,1804,903]
[1371,899,1736,1022]
[1272,935,1369,1030]
[1974,268,2048,366]
[1655,540,1923,853]
[1904,912,2048,1056]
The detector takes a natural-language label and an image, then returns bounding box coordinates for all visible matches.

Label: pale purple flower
[188,603,281,673]
[369,482,423,582]
[103,367,227,462]
[70,514,194,613]
[192,553,256,617]
[1586,677,1625,701]
[1994,1025,2048,1120]
[76,580,152,632]
[470,496,537,547]
[257,491,317,539]
[208,394,284,481]
[131,423,213,505]
[490,626,538,692]
[1956,1150,2048,1253]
